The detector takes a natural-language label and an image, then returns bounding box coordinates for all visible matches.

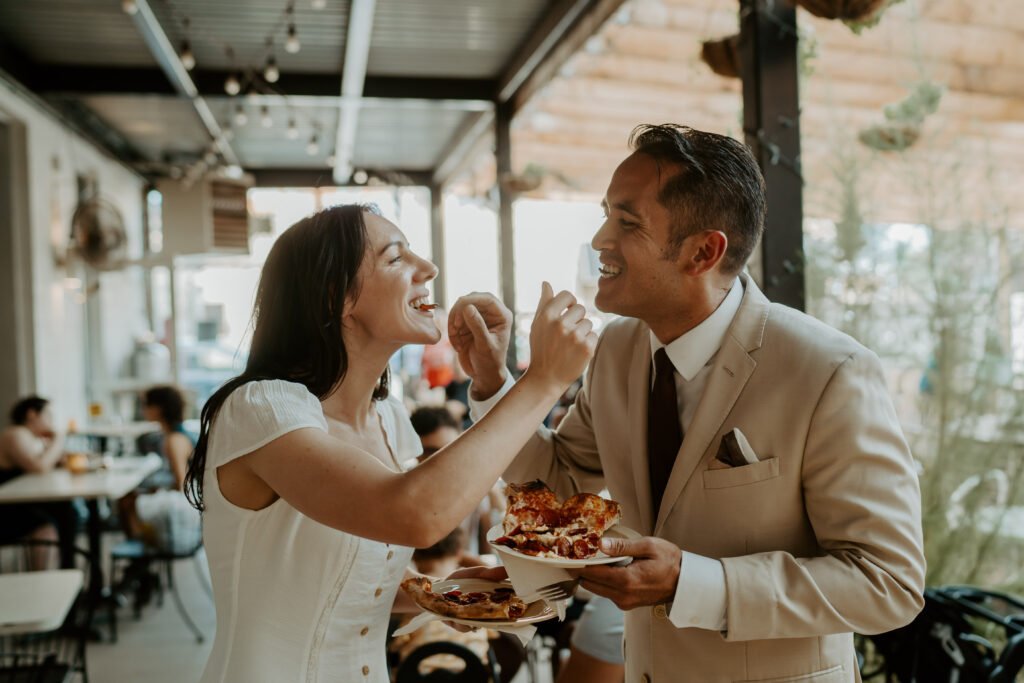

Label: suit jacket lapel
[653,275,770,534]
[627,327,655,535]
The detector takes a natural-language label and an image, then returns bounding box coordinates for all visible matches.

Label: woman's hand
[523,282,597,393]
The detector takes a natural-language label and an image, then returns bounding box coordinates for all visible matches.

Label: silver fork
[534,577,581,602]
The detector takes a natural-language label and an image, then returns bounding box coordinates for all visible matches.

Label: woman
[126,386,201,553]
[187,204,595,683]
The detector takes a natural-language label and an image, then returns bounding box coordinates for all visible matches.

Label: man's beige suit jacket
[503,275,925,683]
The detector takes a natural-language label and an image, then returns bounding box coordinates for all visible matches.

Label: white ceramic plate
[486,523,642,568]
[419,578,557,627]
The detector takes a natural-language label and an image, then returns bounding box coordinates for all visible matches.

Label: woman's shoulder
[216,379,327,433]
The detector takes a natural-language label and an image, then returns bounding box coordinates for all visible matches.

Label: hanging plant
[858,81,945,152]
[701,34,740,79]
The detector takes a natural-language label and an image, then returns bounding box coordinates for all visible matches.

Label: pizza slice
[400,577,528,621]
[495,480,622,560]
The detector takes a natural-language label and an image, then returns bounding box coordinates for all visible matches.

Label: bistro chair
[394,640,499,683]
[858,585,1024,682]
[0,540,96,683]
[108,497,207,644]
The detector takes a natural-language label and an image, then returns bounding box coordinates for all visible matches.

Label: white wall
[0,77,147,424]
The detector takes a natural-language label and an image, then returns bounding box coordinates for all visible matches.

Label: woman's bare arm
[238,285,596,548]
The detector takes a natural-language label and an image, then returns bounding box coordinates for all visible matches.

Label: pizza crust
[400,577,527,621]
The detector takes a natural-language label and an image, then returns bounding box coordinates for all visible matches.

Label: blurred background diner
[2,0,1024,680]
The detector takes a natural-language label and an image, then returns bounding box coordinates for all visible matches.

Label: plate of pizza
[486,480,641,567]
[400,576,557,627]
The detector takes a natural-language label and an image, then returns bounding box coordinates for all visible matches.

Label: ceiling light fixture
[286,119,299,139]
[311,0,327,9]
[263,55,280,83]
[285,24,301,54]
[224,74,241,96]
[234,104,248,126]
[179,40,196,70]
[260,106,273,128]
[121,0,139,15]
[306,134,319,156]
[352,169,368,184]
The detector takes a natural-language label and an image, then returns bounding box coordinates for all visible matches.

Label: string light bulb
[222,125,234,141]
[260,106,273,128]
[179,40,195,70]
[326,154,336,167]
[311,0,327,8]
[263,55,280,83]
[121,0,139,15]
[234,104,248,126]
[286,119,299,139]
[285,24,301,54]
[224,74,241,96]
[306,134,319,156]
[353,169,368,184]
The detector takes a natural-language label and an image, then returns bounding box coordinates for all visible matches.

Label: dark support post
[428,183,448,310]
[495,100,518,370]
[739,0,805,311]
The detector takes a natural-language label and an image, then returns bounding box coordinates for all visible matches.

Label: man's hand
[448,293,512,400]
[578,536,682,610]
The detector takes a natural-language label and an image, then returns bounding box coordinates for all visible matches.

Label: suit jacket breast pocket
[702,456,779,489]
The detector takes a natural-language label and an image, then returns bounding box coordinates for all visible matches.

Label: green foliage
[804,141,1024,594]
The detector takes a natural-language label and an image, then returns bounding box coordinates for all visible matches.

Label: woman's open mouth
[410,296,437,312]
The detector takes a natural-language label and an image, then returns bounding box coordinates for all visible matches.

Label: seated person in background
[0,396,75,567]
[391,527,492,673]
[120,386,200,553]
[410,406,505,555]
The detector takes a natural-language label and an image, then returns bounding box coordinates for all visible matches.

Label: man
[0,396,75,567]
[449,124,925,682]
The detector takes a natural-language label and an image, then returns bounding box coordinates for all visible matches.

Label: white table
[0,569,83,636]
[0,455,164,608]
[0,455,163,504]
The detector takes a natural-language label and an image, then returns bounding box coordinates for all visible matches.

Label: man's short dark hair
[143,385,186,428]
[409,406,459,437]
[10,396,49,426]
[628,124,767,275]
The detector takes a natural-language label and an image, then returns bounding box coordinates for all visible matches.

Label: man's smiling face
[591,152,689,324]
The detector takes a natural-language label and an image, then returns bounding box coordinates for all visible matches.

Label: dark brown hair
[629,124,766,274]
[183,204,388,511]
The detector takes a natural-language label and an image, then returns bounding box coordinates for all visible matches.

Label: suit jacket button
[654,605,667,619]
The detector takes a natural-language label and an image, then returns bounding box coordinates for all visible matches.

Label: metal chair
[394,640,498,683]
[0,540,95,683]
[858,585,1024,683]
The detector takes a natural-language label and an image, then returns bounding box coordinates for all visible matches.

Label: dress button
[360,626,369,636]
[386,550,394,560]
[374,587,383,597]
[362,665,370,675]
[654,604,667,619]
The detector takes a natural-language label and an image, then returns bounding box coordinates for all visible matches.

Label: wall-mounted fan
[69,197,128,270]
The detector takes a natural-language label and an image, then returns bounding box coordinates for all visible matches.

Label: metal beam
[431,0,627,189]
[333,0,377,185]
[428,184,447,310]
[495,101,517,370]
[250,167,431,188]
[431,109,495,187]
[33,67,495,102]
[739,0,805,311]
[126,0,239,166]
[497,0,592,103]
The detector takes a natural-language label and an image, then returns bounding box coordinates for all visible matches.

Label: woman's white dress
[198,380,419,683]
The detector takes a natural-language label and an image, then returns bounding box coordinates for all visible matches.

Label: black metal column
[428,183,448,310]
[739,0,805,311]
[495,100,518,370]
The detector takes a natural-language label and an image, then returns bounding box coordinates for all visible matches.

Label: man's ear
[680,230,728,276]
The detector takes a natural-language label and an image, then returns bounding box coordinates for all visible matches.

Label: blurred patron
[0,396,76,567]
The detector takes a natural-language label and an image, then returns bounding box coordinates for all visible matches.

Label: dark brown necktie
[648,348,683,516]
